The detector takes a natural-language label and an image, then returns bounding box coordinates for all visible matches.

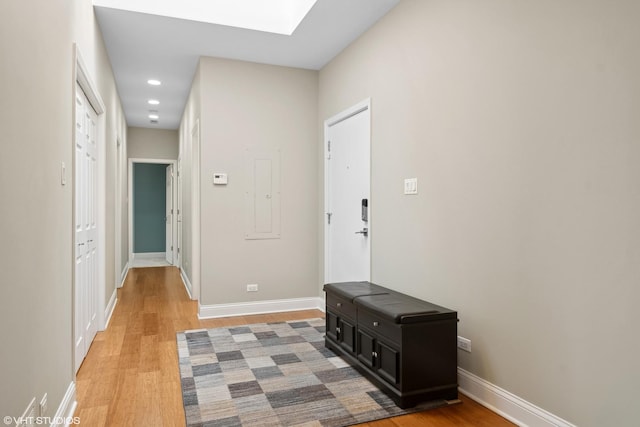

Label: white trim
[119,262,129,288]
[457,368,576,427]
[191,120,201,301]
[133,252,167,259]
[128,158,178,264]
[180,267,193,299]
[115,135,124,293]
[74,47,105,115]
[104,289,118,329]
[323,98,372,284]
[50,381,77,427]
[198,297,325,319]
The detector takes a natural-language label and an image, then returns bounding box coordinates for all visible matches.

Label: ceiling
[94,0,400,130]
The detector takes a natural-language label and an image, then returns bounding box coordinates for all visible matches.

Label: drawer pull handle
[336,327,341,334]
[337,302,342,307]
[372,351,378,358]
[373,321,379,327]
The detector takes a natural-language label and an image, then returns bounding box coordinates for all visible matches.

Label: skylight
[93,0,318,35]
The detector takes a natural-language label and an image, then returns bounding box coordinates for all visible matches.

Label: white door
[176,159,182,268]
[74,83,99,372]
[166,164,173,264]
[325,101,371,283]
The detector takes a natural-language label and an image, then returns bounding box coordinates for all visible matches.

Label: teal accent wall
[133,163,167,253]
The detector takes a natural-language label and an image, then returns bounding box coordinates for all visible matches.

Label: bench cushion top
[355,293,456,324]
[323,281,389,301]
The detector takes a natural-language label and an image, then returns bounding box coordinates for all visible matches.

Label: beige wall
[128,127,179,160]
[197,57,319,305]
[319,1,640,425]
[0,0,126,418]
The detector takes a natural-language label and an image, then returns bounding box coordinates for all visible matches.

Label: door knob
[355,227,368,236]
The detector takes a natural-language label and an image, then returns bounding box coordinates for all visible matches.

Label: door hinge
[328,140,331,152]
[326,212,332,224]
[171,208,174,214]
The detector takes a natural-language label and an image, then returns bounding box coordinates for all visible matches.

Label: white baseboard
[118,262,129,288]
[104,289,118,329]
[133,252,166,259]
[180,268,193,299]
[50,381,78,427]
[458,368,576,427]
[199,297,325,319]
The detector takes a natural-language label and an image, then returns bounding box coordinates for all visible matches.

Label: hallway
[74,267,512,426]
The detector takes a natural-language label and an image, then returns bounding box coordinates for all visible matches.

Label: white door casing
[74,83,99,372]
[176,158,182,268]
[166,164,174,264]
[127,158,178,265]
[324,99,371,283]
[191,120,201,301]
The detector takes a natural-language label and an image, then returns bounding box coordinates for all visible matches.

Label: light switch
[213,173,228,185]
[404,178,418,195]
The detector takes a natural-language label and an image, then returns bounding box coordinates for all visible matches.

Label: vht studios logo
[3,416,81,425]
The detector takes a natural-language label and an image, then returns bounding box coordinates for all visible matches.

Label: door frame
[72,45,107,373]
[128,158,178,265]
[115,135,125,288]
[165,164,175,264]
[323,98,372,283]
[191,120,201,302]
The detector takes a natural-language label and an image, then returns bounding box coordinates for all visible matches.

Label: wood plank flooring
[75,266,514,426]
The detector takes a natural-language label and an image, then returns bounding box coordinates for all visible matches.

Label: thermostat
[213,173,228,185]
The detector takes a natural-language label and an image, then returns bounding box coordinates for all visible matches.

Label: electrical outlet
[246,284,258,292]
[39,393,47,416]
[457,336,471,353]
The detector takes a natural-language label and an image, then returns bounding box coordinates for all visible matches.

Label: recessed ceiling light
[147,79,161,86]
[148,99,160,105]
[149,114,159,120]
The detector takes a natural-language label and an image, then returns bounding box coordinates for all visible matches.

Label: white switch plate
[404,178,418,195]
[246,284,258,292]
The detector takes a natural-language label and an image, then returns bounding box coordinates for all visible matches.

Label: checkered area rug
[177,318,447,426]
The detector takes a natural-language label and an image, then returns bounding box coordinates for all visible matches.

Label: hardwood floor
[75,266,514,426]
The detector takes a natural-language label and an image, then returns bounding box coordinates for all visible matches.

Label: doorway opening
[128,158,178,268]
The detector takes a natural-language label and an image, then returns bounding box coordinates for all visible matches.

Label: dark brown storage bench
[323,281,458,408]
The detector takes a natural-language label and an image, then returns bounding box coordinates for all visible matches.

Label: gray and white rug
[177,318,448,426]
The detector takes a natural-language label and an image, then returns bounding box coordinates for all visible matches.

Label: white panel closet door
[74,83,99,373]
